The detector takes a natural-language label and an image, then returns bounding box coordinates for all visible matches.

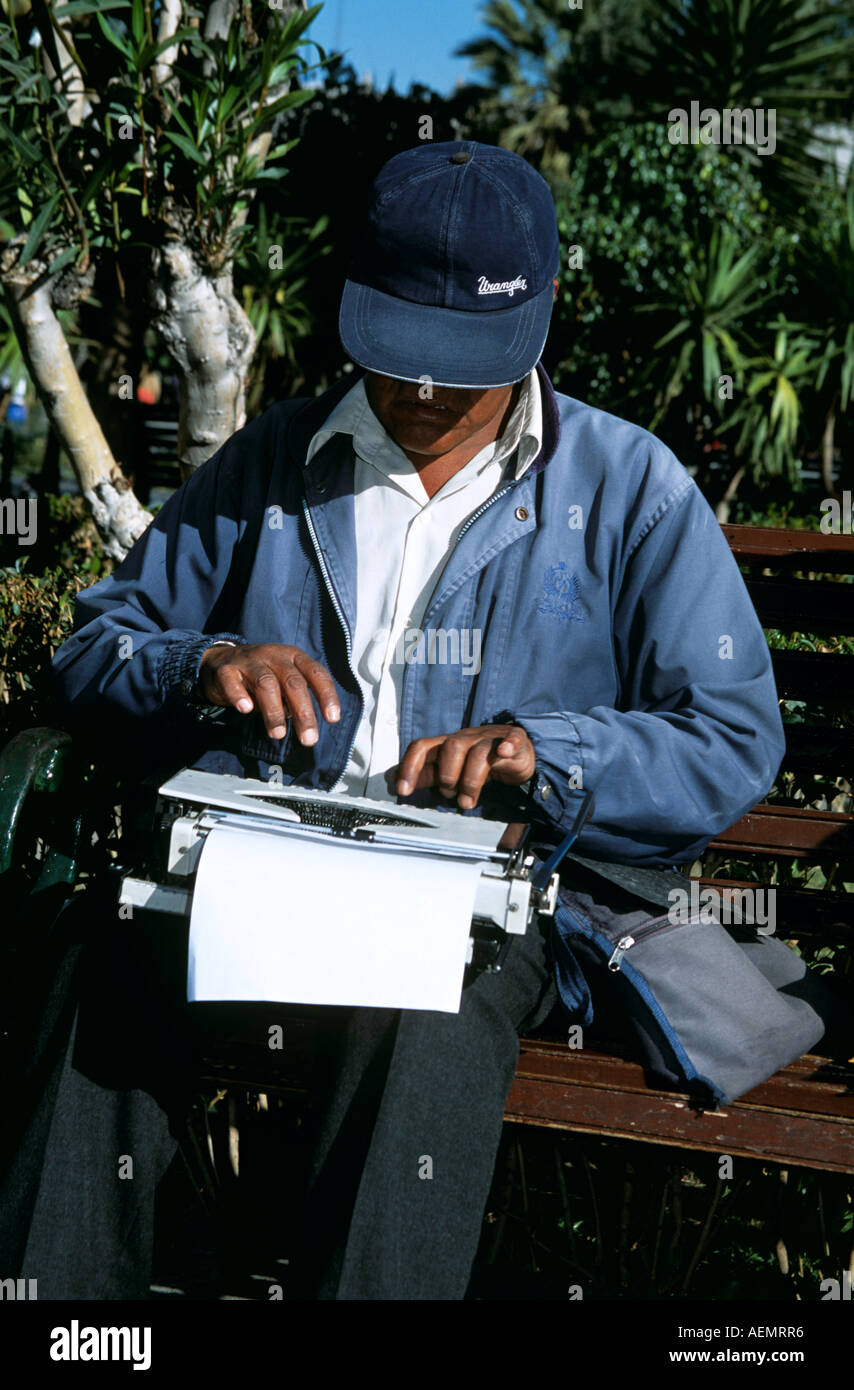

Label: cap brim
[338,279,554,389]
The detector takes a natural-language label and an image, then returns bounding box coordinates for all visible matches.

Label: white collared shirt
[305,370,543,799]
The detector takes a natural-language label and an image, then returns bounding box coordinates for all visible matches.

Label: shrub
[0,495,112,742]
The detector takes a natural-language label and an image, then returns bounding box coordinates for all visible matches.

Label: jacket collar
[285,369,367,468]
[531,360,561,476]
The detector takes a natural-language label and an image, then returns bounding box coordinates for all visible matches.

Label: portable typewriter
[119,768,593,975]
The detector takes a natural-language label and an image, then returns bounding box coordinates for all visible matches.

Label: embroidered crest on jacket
[537,562,586,622]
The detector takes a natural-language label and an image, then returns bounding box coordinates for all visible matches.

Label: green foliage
[629,0,854,209]
[479,1129,854,1299]
[0,1,322,274]
[236,201,330,409]
[456,0,648,176]
[0,560,81,738]
[636,225,769,430]
[462,0,854,202]
[547,118,854,488]
[453,0,854,494]
[0,1,329,416]
[151,4,321,267]
[803,167,854,417]
[717,319,819,482]
[0,495,111,742]
[552,125,796,413]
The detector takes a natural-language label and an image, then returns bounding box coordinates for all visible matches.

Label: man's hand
[395,724,535,810]
[197,643,340,745]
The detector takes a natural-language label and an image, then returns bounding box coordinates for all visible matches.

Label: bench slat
[722,524,854,572]
[746,578,854,635]
[693,876,854,937]
[507,1042,854,1173]
[779,722,854,774]
[771,651,854,701]
[707,802,854,856]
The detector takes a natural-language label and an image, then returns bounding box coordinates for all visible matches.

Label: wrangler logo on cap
[477,275,528,297]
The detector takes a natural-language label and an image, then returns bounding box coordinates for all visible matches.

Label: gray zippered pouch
[553,883,828,1108]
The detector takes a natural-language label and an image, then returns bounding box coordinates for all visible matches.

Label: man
[1,141,784,1300]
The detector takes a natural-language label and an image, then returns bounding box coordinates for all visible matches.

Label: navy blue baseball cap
[339,140,560,389]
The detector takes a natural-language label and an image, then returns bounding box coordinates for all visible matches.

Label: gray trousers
[0,885,557,1301]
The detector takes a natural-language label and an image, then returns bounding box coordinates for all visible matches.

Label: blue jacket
[53,364,785,866]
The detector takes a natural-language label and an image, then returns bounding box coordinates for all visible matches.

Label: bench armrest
[0,727,81,885]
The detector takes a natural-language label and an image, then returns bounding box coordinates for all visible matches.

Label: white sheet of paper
[187,823,483,1012]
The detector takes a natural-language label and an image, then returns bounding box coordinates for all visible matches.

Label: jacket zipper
[607,912,705,972]
[305,478,519,781]
[301,497,364,779]
[417,482,517,638]
[457,482,516,542]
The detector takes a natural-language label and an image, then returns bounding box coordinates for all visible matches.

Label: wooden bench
[0,524,852,1215]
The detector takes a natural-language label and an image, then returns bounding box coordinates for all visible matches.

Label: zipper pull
[607,935,635,972]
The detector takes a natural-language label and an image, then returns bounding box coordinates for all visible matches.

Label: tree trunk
[78,276,151,499]
[42,16,91,126]
[2,250,152,560]
[204,0,239,42]
[152,0,182,91]
[151,0,305,477]
[152,237,256,478]
[714,463,746,524]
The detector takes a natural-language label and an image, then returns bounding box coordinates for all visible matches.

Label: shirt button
[539,783,551,800]
[515,506,529,521]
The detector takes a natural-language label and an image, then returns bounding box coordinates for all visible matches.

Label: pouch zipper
[607,912,704,972]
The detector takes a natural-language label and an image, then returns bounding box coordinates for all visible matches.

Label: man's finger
[293,651,341,723]
[495,727,528,760]
[434,733,476,798]
[454,738,496,809]
[251,668,291,741]
[277,666,321,745]
[211,662,254,714]
[396,736,443,796]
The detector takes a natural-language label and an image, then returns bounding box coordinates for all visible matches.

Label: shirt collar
[497,369,542,480]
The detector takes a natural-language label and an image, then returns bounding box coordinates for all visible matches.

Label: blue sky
[305,0,488,95]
